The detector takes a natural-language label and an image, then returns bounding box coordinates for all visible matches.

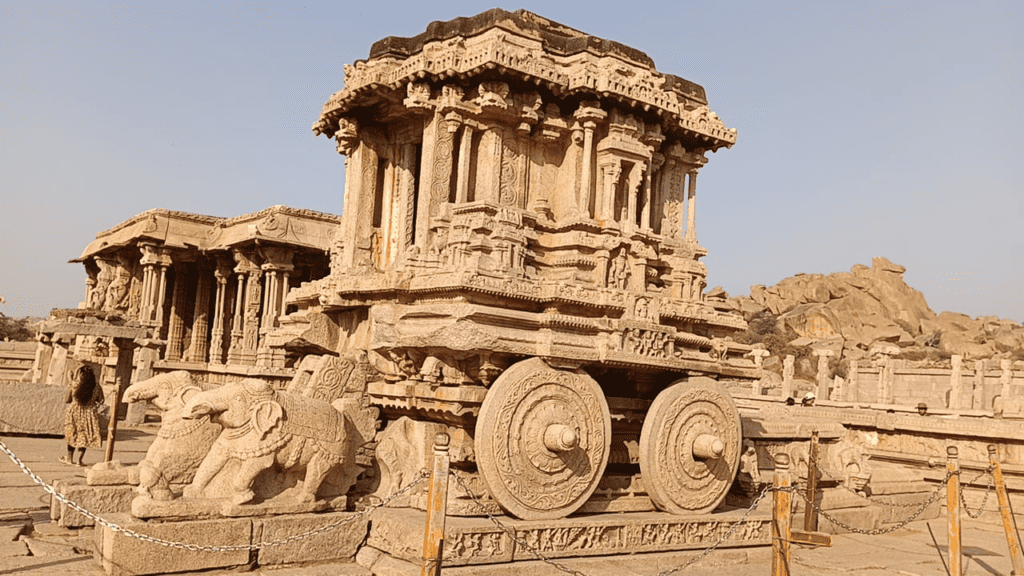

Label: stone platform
[94,511,368,576]
[368,507,771,569]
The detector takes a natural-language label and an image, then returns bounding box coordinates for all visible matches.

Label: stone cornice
[314,10,736,150]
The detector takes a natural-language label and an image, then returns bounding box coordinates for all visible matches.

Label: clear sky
[2,1,1021,322]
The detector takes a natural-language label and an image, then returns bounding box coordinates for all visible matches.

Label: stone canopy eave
[313,9,735,149]
[72,206,340,263]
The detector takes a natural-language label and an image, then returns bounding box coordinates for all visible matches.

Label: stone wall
[0,341,34,382]
[846,361,1024,411]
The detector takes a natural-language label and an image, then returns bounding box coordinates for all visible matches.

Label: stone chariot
[271,9,760,521]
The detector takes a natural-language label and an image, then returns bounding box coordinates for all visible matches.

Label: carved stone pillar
[949,355,963,410]
[233,263,261,367]
[1000,359,1013,405]
[574,105,606,218]
[846,361,859,403]
[659,158,685,238]
[974,359,988,410]
[782,355,795,400]
[165,262,189,361]
[226,253,250,365]
[398,142,418,254]
[257,247,293,366]
[209,260,231,365]
[815,349,834,400]
[455,125,474,203]
[642,154,663,230]
[416,114,453,250]
[154,261,169,330]
[685,170,698,242]
[187,261,211,363]
[139,263,153,324]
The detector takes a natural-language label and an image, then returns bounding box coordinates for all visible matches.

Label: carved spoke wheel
[639,377,742,515]
[475,358,611,520]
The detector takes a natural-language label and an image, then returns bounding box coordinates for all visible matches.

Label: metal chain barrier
[0,438,427,552]
[451,470,772,576]
[786,469,957,536]
[959,465,996,519]
[652,485,772,576]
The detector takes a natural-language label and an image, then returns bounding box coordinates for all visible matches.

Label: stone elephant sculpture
[181,377,348,506]
[123,371,221,500]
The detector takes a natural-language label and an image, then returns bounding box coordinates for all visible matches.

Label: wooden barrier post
[989,445,1024,574]
[104,339,136,463]
[772,453,792,576]
[947,446,962,576]
[421,433,450,576]
[804,430,820,533]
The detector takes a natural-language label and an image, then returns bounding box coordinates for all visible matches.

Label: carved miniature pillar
[574,106,606,217]
[949,355,963,410]
[597,160,621,222]
[626,163,644,227]
[455,125,474,203]
[209,262,230,365]
[595,249,611,288]
[165,262,189,361]
[187,261,211,363]
[1000,359,1013,405]
[685,170,698,241]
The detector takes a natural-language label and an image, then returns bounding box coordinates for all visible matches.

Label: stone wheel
[475,358,611,520]
[639,377,742,515]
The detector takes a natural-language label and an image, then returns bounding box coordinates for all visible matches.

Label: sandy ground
[1,428,1020,576]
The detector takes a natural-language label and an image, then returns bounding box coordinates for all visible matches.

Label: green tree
[0,314,35,341]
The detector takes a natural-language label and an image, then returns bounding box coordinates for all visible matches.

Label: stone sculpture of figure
[181,377,350,506]
[607,250,629,289]
[123,371,221,500]
[615,251,630,289]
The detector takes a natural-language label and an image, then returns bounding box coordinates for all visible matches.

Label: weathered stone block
[255,511,368,566]
[369,508,771,567]
[0,539,29,557]
[95,513,251,576]
[51,478,136,528]
[0,381,66,434]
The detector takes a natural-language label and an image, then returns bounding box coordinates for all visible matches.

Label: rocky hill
[708,257,1024,379]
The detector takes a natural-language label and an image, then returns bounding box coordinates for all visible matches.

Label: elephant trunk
[123,383,157,404]
[183,397,225,420]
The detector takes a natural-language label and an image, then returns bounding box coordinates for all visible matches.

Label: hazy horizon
[2,1,1021,322]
